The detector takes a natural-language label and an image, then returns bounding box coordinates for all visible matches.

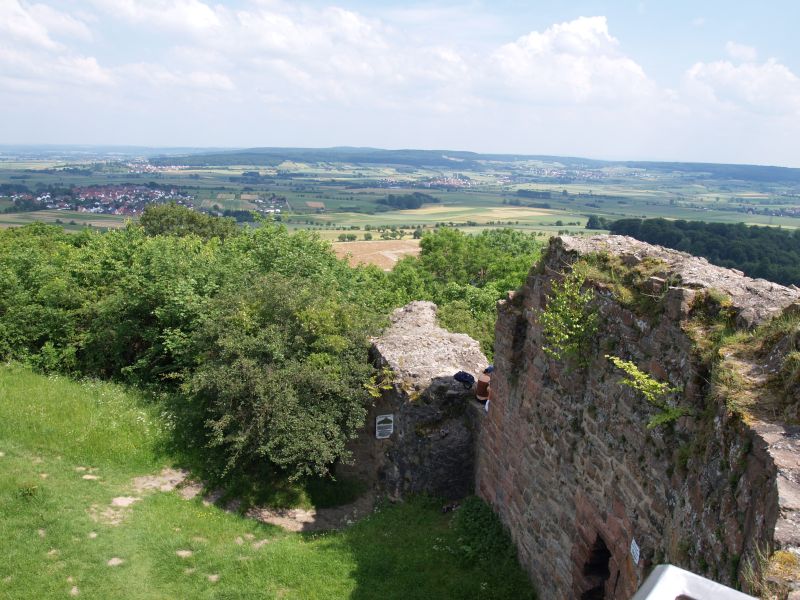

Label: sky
[1,0,799,166]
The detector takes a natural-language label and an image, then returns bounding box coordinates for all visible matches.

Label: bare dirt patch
[111,497,139,508]
[179,482,203,500]
[106,557,124,567]
[244,491,374,532]
[333,239,420,270]
[88,468,188,526]
[89,503,128,526]
[132,468,188,493]
[175,550,193,558]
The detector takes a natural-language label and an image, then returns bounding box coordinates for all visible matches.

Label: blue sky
[2,0,799,166]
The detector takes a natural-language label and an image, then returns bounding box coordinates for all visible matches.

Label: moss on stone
[574,252,672,318]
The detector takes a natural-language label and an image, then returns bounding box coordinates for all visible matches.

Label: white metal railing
[631,565,756,600]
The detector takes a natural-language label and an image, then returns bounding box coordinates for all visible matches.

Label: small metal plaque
[376,414,394,439]
[630,538,640,565]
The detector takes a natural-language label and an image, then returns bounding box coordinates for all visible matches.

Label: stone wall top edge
[546,235,800,326]
[371,300,489,390]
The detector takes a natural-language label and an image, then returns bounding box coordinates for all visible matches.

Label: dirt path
[244,491,375,532]
[91,467,374,532]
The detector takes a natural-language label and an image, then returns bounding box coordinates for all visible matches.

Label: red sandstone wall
[476,239,782,599]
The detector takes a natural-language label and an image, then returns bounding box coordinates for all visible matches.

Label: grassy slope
[0,365,535,599]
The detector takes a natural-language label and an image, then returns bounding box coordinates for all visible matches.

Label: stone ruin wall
[476,235,800,599]
[340,301,488,501]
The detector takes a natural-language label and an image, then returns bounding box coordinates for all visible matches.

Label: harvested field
[333,239,420,270]
[393,205,555,219]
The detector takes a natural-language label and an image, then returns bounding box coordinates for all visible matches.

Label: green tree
[186,276,377,479]
[140,203,237,240]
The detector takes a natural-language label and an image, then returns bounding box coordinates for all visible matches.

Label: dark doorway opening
[580,535,612,600]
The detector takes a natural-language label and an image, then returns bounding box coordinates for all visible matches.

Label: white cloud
[686,57,800,116]
[1,2,798,165]
[118,63,234,92]
[690,17,706,28]
[90,0,222,34]
[725,41,757,62]
[487,16,656,104]
[28,4,93,41]
[0,0,61,49]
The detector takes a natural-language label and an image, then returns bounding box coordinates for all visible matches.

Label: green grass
[0,365,167,474]
[0,364,535,599]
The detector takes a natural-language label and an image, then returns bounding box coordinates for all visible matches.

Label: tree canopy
[0,216,541,482]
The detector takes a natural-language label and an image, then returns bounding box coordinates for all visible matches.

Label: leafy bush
[0,220,384,481]
[387,228,543,357]
[0,220,542,481]
[185,276,377,480]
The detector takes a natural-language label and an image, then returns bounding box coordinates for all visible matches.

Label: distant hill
[149,146,800,182]
[621,161,800,183]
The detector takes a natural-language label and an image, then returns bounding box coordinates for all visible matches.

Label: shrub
[540,269,597,364]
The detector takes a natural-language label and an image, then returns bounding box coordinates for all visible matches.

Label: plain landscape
[2,143,800,599]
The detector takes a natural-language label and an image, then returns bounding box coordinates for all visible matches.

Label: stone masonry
[340,301,488,500]
[476,235,800,599]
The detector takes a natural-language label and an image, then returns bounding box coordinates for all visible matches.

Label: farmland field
[0,210,130,230]
[1,147,798,239]
[332,239,421,270]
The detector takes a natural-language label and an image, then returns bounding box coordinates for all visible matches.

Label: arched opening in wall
[580,535,612,600]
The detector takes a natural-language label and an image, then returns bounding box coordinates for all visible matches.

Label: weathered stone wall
[340,301,488,500]
[476,235,800,599]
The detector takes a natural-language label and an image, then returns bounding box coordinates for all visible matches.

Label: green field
[1,152,798,235]
[0,364,535,599]
[0,210,130,231]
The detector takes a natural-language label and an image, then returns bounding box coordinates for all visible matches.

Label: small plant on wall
[364,366,395,399]
[606,355,689,428]
[540,266,598,365]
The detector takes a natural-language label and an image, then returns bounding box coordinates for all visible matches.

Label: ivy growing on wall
[606,355,688,428]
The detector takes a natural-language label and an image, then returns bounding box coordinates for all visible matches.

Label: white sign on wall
[376,414,394,439]
[630,538,641,565]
